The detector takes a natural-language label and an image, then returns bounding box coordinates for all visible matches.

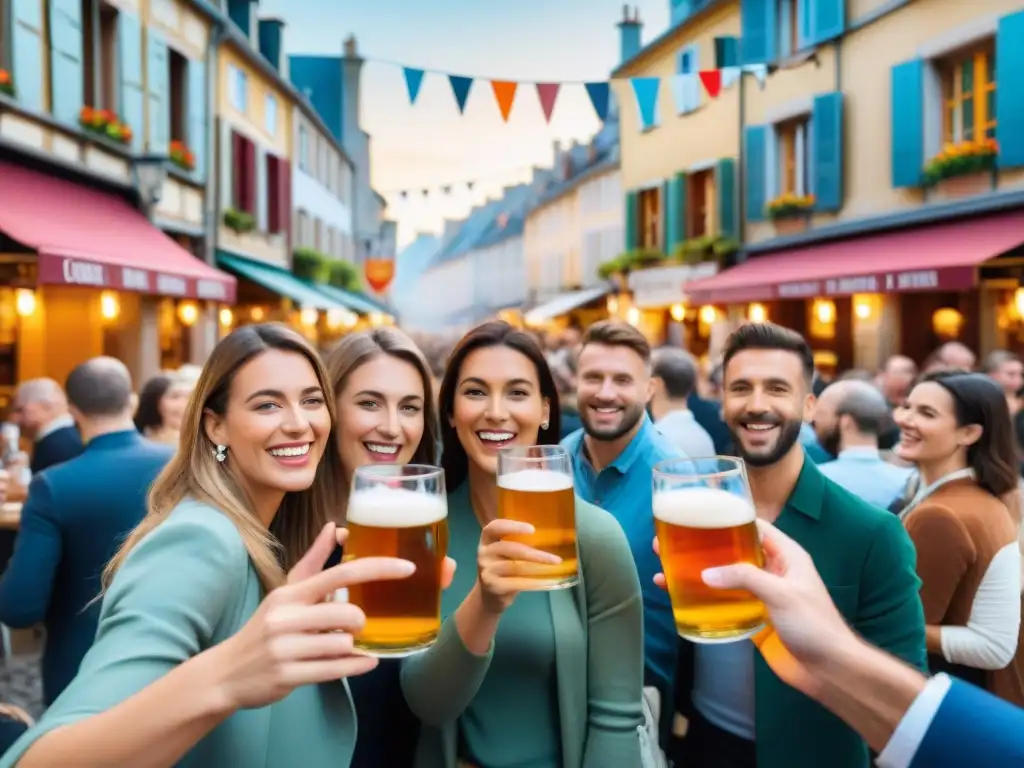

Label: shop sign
[628,263,719,308]
[774,267,972,300]
[39,255,237,303]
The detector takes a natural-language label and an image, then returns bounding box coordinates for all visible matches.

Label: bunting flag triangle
[699,70,722,98]
[491,80,518,122]
[403,67,425,104]
[721,66,741,89]
[448,75,474,113]
[631,77,660,130]
[535,83,560,123]
[585,82,611,122]
[743,63,768,88]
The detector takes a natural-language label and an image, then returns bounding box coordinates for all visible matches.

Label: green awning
[216,252,345,311]
[316,282,394,316]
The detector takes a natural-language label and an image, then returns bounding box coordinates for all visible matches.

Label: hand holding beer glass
[342,464,449,657]
[653,457,767,643]
[495,445,579,590]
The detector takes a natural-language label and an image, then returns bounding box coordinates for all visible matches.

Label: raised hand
[476,519,562,614]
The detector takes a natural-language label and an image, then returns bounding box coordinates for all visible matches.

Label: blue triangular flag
[631,77,660,130]
[585,82,611,122]
[448,75,474,114]
[403,67,425,104]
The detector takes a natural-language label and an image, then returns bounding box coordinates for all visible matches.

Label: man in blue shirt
[561,320,683,706]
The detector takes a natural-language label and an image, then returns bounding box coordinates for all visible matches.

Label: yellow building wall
[614,0,742,190]
[217,45,293,158]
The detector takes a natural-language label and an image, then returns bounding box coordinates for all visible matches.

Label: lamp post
[132,154,169,213]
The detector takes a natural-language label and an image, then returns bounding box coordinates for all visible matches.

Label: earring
[214,445,228,463]
[541,421,549,430]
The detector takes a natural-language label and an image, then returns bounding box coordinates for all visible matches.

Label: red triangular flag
[699,70,722,98]
[535,83,560,123]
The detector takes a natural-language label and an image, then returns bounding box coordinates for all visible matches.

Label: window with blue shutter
[665,173,687,253]
[796,0,812,49]
[811,92,843,211]
[48,0,84,125]
[715,159,737,238]
[119,12,145,151]
[744,126,768,222]
[146,27,169,154]
[661,179,674,252]
[187,58,208,178]
[811,0,845,45]
[624,191,639,250]
[996,10,1024,169]
[11,0,44,113]
[890,59,924,188]
[740,0,776,65]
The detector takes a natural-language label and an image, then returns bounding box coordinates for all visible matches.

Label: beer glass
[496,445,578,590]
[653,457,766,643]
[343,464,448,657]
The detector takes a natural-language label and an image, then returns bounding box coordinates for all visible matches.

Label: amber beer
[343,484,448,657]
[497,449,578,590]
[654,484,767,643]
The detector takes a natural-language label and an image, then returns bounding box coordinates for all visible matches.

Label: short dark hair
[66,357,134,417]
[834,382,890,436]
[134,373,173,433]
[438,322,561,490]
[722,323,814,384]
[582,320,651,364]
[652,347,698,399]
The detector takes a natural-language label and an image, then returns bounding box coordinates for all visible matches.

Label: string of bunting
[382,162,541,200]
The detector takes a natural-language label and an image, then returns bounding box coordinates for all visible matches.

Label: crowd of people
[0,318,1020,766]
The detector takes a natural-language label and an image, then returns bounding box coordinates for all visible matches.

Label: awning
[685,212,1024,305]
[0,162,236,303]
[524,285,609,325]
[316,282,394,317]
[216,252,346,311]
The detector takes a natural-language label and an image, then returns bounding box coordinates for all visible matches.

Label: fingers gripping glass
[496,445,579,590]
[653,456,766,643]
[343,464,449,657]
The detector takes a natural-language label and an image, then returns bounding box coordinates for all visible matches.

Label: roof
[610,0,732,78]
[394,233,442,293]
[531,119,620,211]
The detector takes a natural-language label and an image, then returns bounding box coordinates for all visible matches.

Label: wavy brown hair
[103,323,341,591]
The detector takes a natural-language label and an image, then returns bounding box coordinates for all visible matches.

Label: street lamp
[133,154,169,210]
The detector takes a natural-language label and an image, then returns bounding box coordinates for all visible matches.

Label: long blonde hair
[104,323,341,591]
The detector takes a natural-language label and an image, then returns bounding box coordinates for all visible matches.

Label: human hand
[212,522,416,711]
[653,521,856,697]
[0,469,10,505]
[476,519,562,614]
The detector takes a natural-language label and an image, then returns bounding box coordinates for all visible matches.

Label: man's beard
[728,416,803,467]
[581,401,646,442]
[818,426,841,460]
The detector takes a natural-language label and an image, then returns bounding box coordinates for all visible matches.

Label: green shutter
[996,10,1024,168]
[624,190,638,250]
[49,0,83,125]
[667,171,688,255]
[715,159,737,238]
[661,179,672,252]
[146,27,169,154]
[744,126,768,222]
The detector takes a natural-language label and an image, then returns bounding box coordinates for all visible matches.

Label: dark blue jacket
[30,424,83,475]
[0,430,172,704]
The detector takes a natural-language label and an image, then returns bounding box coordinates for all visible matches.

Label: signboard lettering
[121,267,150,291]
[777,281,820,298]
[196,279,228,300]
[155,274,187,295]
[895,270,938,290]
[62,259,106,286]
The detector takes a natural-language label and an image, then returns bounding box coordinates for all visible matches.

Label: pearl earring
[541,421,549,430]
[214,445,228,463]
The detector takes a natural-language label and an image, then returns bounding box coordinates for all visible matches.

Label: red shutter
[266,154,280,232]
[242,139,257,214]
[277,158,291,244]
[231,132,244,209]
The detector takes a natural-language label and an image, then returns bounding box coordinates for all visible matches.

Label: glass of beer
[343,464,448,657]
[496,445,578,590]
[653,457,766,643]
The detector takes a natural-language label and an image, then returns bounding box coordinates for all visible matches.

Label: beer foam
[347,485,448,528]
[497,468,574,493]
[653,486,755,528]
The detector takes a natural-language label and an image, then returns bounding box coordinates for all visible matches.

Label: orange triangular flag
[491,80,518,122]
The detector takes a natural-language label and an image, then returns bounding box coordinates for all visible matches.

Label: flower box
[766,193,814,234]
[934,171,993,200]
[923,139,997,197]
[169,140,196,172]
[78,106,132,146]
[773,216,808,235]
[0,70,14,98]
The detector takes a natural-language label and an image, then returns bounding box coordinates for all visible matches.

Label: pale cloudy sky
[257,0,669,247]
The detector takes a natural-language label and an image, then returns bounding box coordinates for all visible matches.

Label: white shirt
[876,673,952,767]
[654,409,716,459]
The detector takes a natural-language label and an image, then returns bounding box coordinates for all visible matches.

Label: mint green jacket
[401,484,645,768]
[0,500,358,768]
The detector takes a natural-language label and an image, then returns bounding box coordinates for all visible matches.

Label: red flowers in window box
[78,106,132,146]
[0,70,14,98]
[169,140,196,172]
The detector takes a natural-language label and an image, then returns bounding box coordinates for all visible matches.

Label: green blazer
[402,483,645,768]
[0,500,358,768]
[674,458,928,768]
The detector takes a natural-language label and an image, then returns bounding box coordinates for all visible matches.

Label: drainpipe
[737,67,747,260]
[205,20,228,269]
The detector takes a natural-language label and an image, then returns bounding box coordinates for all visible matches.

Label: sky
[258,0,670,248]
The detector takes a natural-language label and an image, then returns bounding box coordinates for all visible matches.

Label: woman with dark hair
[894,371,1024,705]
[400,321,645,768]
[134,371,195,446]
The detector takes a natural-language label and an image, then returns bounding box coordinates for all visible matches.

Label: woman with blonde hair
[1,323,417,768]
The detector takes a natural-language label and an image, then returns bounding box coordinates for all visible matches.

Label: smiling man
[560,321,683,730]
[669,323,926,768]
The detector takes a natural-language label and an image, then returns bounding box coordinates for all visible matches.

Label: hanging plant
[223,208,255,234]
[328,258,361,291]
[0,69,15,98]
[292,247,329,283]
[169,140,196,172]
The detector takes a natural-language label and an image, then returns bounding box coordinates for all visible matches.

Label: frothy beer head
[497,468,573,493]
[653,486,755,529]
[347,485,448,528]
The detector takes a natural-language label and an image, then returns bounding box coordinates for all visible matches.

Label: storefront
[523,286,610,330]
[624,262,719,350]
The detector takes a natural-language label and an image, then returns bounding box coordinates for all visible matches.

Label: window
[80,1,119,110]
[298,124,309,171]
[776,116,810,195]
[266,153,289,234]
[638,188,662,250]
[940,45,996,143]
[168,48,187,141]
[228,64,246,112]
[264,93,276,136]
[688,169,714,238]
[231,130,256,213]
[675,44,700,114]
[776,0,810,58]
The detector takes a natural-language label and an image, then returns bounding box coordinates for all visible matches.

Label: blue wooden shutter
[715,158,737,238]
[145,27,169,154]
[187,58,208,177]
[740,0,776,66]
[811,0,845,45]
[48,0,84,125]
[811,92,843,211]
[11,0,44,113]
[890,59,924,188]
[664,173,687,253]
[744,126,768,222]
[996,10,1024,169]
[119,12,145,151]
[624,191,638,250]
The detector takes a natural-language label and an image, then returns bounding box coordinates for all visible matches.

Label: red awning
[0,162,236,303]
[684,211,1024,305]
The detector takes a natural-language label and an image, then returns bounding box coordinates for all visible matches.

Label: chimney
[227,0,256,38]
[617,5,643,65]
[340,35,364,155]
[258,18,285,73]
